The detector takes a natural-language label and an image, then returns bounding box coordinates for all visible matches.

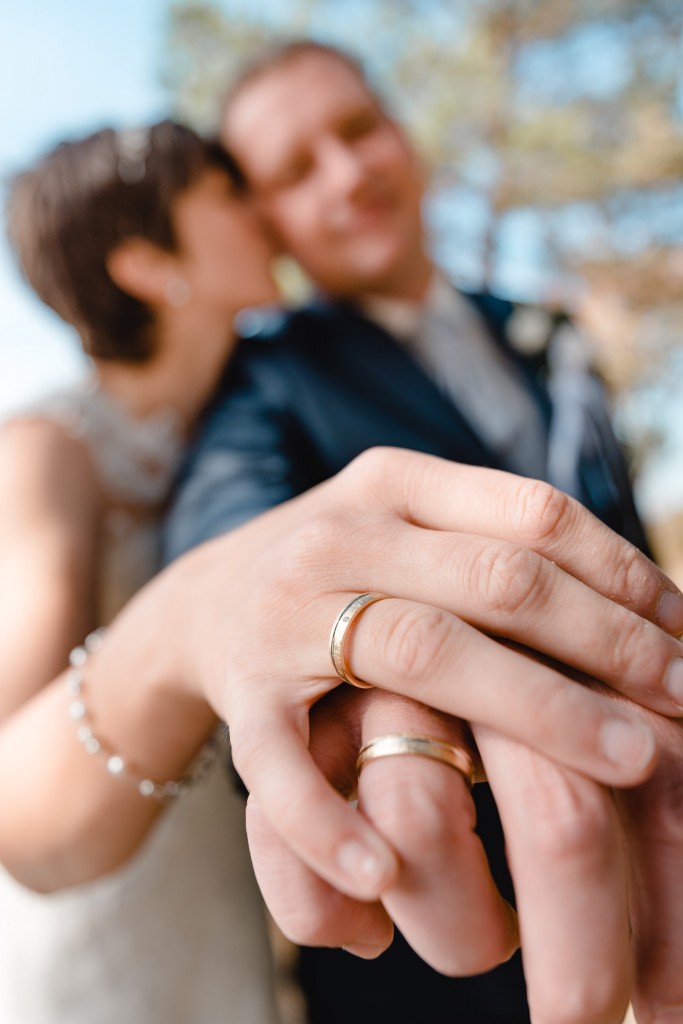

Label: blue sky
[0,0,170,414]
[2,1,682,520]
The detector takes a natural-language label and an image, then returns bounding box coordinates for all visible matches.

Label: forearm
[0,576,97,720]
[0,419,103,717]
[0,556,217,892]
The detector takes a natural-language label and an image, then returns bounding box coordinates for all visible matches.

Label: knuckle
[518,771,613,864]
[282,511,351,574]
[531,983,629,1024]
[609,541,650,607]
[341,447,421,516]
[472,543,547,619]
[365,767,473,854]
[261,511,351,605]
[341,446,394,494]
[603,611,649,682]
[255,501,382,636]
[277,903,338,948]
[512,478,574,548]
[381,604,453,684]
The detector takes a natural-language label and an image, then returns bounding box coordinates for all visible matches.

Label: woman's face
[170,167,279,317]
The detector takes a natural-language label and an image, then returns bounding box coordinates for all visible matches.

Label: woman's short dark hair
[5,120,242,363]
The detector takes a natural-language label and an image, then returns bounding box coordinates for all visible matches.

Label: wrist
[83,562,218,780]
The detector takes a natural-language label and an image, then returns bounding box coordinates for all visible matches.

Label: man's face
[222,52,429,299]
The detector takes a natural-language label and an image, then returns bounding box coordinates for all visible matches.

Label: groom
[171,40,647,553]
[165,40,672,1024]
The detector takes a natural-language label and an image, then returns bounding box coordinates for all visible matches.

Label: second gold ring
[356,735,475,787]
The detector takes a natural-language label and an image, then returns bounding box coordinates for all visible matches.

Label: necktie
[415,299,547,478]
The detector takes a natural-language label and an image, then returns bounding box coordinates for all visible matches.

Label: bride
[0,119,283,1024]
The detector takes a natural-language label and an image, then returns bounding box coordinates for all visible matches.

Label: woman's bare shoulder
[0,415,99,530]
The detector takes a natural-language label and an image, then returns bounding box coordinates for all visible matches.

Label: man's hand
[247,687,636,1024]
[172,449,683,1020]
[189,450,683,901]
[246,687,518,975]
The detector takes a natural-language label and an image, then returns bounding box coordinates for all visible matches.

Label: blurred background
[2,0,683,578]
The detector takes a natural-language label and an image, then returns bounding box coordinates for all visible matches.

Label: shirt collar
[354,270,429,337]
[357,270,465,341]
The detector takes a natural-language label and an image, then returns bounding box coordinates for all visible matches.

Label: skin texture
[224,51,432,300]
[3,68,682,1021]
[221,50,683,1022]
[2,450,683,1023]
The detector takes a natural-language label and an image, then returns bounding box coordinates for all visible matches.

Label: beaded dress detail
[16,379,186,621]
[0,380,281,1024]
[23,375,185,506]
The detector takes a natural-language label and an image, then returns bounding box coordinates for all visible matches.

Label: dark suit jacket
[165,292,648,559]
[164,291,649,1024]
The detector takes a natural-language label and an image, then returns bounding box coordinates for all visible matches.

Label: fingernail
[337,838,394,892]
[658,590,683,636]
[664,659,683,707]
[342,942,385,960]
[600,718,655,771]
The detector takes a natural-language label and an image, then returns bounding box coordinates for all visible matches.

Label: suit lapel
[301,302,505,469]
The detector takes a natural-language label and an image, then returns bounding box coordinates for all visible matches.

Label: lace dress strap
[9,377,185,508]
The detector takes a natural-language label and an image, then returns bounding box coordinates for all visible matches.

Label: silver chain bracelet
[66,629,218,800]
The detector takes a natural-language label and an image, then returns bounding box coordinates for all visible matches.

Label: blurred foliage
[160,0,683,474]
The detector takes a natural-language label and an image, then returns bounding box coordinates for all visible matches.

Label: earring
[164,277,192,308]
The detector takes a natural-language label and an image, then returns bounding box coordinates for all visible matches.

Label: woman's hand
[158,448,682,898]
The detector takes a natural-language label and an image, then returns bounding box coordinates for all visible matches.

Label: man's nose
[318,137,368,198]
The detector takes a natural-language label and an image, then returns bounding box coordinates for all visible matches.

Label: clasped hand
[176,449,683,1024]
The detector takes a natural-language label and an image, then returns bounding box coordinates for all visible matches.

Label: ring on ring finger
[329,593,389,689]
[356,734,475,788]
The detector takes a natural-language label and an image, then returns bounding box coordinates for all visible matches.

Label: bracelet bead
[66,629,217,800]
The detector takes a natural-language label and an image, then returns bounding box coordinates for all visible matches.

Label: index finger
[343,449,683,635]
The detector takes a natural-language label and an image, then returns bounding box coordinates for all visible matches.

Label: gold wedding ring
[329,592,389,689]
[356,734,475,788]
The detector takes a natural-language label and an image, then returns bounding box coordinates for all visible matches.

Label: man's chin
[342,243,414,293]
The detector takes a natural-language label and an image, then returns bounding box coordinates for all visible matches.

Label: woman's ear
[106,237,170,304]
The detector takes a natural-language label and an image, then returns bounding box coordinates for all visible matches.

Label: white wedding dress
[0,380,281,1024]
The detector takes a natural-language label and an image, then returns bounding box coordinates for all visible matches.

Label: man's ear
[106,237,171,304]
